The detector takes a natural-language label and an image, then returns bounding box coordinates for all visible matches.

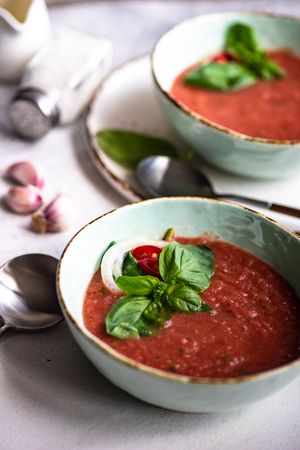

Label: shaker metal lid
[9,88,59,140]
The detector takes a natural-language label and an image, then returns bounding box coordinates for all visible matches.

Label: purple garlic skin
[5,186,43,214]
[31,194,73,233]
[6,161,44,189]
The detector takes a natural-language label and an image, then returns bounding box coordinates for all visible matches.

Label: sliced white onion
[101,238,168,293]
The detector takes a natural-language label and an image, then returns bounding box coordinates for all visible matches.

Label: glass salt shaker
[9,28,113,139]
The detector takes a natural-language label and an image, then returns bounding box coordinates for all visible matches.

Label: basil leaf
[96,129,177,169]
[105,295,151,339]
[201,302,214,313]
[225,23,284,80]
[159,242,214,292]
[143,299,171,328]
[164,284,212,313]
[116,275,160,295]
[122,251,143,276]
[228,42,284,80]
[185,62,257,91]
[225,22,259,55]
[134,318,156,336]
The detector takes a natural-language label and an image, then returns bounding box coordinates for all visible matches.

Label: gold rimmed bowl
[57,197,300,412]
[151,12,300,178]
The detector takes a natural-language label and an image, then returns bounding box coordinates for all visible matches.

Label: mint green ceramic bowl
[151,12,300,179]
[57,198,300,412]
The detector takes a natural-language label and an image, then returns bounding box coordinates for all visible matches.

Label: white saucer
[85,55,300,230]
[85,55,183,202]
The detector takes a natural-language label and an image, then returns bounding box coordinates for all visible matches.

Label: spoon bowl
[0,253,63,335]
[137,155,214,197]
[137,156,300,219]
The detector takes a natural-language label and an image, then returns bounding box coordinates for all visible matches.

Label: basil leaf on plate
[164,284,212,313]
[122,251,143,276]
[105,295,152,339]
[96,129,177,169]
[225,23,284,80]
[143,299,171,328]
[185,62,257,91]
[159,242,214,292]
[116,275,160,295]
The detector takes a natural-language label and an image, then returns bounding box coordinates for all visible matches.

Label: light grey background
[0,1,300,449]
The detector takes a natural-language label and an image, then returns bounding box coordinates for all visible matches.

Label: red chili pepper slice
[132,245,162,261]
[138,257,160,277]
[211,52,235,63]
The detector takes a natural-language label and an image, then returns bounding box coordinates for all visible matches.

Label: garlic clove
[31,194,74,233]
[5,186,43,214]
[5,161,44,189]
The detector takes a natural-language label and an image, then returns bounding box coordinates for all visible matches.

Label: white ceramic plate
[85,55,300,230]
[85,55,184,202]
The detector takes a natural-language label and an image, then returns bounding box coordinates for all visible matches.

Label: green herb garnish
[96,129,177,168]
[105,239,214,339]
[105,295,153,339]
[116,275,161,296]
[159,241,214,292]
[185,22,284,91]
[122,251,143,276]
[185,61,257,91]
[225,23,284,80]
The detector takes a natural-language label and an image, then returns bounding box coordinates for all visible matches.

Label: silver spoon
[0,254,63,336]
[137,156,300,219]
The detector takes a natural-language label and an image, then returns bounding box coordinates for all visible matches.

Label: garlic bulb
[31,194,73,233]
[5,186,43,214]
[6,161,44,189]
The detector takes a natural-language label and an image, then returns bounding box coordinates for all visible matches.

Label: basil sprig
[225,23,284,80]
[185,22,284,91]
[105,241,214,339]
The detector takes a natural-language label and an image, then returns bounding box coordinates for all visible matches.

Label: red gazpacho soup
[83,233,300,378]
[169,22,300,141]
[171,50,300,141]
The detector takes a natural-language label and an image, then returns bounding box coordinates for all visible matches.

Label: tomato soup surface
[83,239,300,378]
[170,50,300,141]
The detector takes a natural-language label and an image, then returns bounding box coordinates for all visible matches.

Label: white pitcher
[0,0,51,81]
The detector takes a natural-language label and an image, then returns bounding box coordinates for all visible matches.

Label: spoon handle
[0,315,8,336]
[218,194,300,219]
[269,203,300,219]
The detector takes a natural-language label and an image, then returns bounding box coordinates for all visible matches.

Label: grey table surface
[1,1,300,449]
